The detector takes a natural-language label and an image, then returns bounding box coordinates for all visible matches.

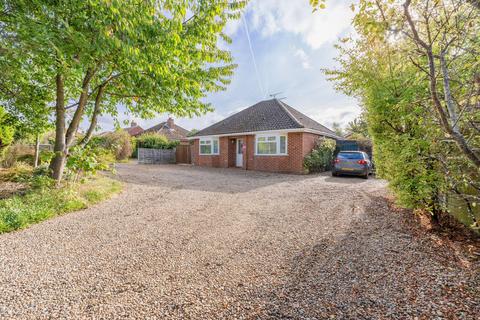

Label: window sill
[199,153,220,156]
[254,154,288,157]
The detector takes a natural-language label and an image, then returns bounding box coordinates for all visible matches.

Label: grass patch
[0,176,122,234]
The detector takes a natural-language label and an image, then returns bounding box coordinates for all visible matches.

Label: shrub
[133,133,179,157]
[39,150,54,165]
[66,145,113,182]
[92,130,133,161]
[0,107,14,149]
[1,142,34,168]
[304,138,336,173]
[0,161,33,182]
[0,176,121,234]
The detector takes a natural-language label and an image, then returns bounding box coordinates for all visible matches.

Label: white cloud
[294,48,311,69]
[245,0,353,50]
[224,17,242,37]
[302,104,360,129]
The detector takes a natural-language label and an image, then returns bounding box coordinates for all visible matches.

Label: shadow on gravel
[253,195,480,319]
[324,175,371,184]
[113,163,322,194]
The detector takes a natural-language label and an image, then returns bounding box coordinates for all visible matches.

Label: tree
[345,116,369,138]
[1,0,245,182]
[322,0,479,227]
[0,107,14,148]
[403,0,480,168]
[187,129,199,137]
[0,36,53,167]
[331,122,344,137]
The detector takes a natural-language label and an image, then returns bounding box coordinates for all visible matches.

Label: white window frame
[255,133,288,156]
[199,137,220,155]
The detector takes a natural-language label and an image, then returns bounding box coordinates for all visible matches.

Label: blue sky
[97,0,359,132]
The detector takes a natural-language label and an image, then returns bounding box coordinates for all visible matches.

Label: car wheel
[362,173,369,179]
[332,171,338,177]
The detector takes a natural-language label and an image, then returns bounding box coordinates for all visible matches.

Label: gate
[175,144,191,164]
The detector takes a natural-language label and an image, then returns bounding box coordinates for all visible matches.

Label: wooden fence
[137,148,176,164]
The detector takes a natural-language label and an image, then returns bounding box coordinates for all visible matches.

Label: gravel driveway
[0,163,478,319]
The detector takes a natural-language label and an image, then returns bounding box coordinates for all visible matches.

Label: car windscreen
[337,152,363,160]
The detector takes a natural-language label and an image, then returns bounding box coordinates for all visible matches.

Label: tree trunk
[467,0,480,10]
[49,73,67,183]
[80,84,105,146]
[34,134,40,168]
[65,68,94,147]
[404,0,480,168]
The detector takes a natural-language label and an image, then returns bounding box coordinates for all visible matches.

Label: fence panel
[137,148,176,164]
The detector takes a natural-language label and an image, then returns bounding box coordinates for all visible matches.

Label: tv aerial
[269,92,286,100]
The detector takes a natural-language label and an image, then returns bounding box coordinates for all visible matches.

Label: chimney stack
[167,117,174,128]
[131,120,137,127]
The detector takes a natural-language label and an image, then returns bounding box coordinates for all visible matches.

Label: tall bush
[135,133,179,151]
[92,130,133,161]
[304,139,336,173]
[324,0,479,229]
[66,145,114,182]
[1,142,34,168]
[0,107,14,149]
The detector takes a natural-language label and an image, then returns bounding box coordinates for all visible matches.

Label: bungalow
[190,99,339,173]
[123,121,144,137]
[144,117,190,141]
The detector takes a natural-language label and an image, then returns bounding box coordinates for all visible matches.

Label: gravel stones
[0,164,478,319]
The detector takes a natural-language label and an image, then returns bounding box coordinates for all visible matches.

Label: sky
[96,0,359,132]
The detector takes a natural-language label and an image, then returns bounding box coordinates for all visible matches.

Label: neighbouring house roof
[144,118,190,141]
[193,99,338,138]
[124,125,144,137]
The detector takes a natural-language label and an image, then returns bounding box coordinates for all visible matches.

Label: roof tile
[194,99,337,137]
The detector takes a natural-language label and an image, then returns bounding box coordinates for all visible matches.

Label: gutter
[189,128,341,140]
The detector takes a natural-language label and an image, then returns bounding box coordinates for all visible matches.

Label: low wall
[137,148,176,164]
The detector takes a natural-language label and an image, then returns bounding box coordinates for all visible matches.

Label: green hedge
[133,133,179,158]
[304,139,336,173]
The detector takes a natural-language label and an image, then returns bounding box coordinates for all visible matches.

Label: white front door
[236,139,244,167]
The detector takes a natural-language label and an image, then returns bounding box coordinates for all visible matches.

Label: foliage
[92,131,133,161]
[304,139,336,173]
[135,133,179,150]
[310,0,327,11]
[0,176,121,234]
[331,122,344,137]
[0,140,54,168]
[0,141,34,168]
[39,150,54,165]
[324,0,480,229]
[0,0,245,181]
[187,129,199,137]
[346,115,369,138]
[66,145,114,182]
[0,162,34,183]
[0,107,14,148]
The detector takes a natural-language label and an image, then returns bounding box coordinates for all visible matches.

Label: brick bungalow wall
[192,132,323,173]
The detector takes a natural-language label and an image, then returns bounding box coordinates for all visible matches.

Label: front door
[236,139,244,167]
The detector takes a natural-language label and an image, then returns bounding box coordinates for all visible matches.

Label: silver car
[332,151,372,179]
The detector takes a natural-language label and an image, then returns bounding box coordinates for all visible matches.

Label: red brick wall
[192,137,228,168]
[245,132,305,173]
[302,132,319,157]
[193,132,323,173]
